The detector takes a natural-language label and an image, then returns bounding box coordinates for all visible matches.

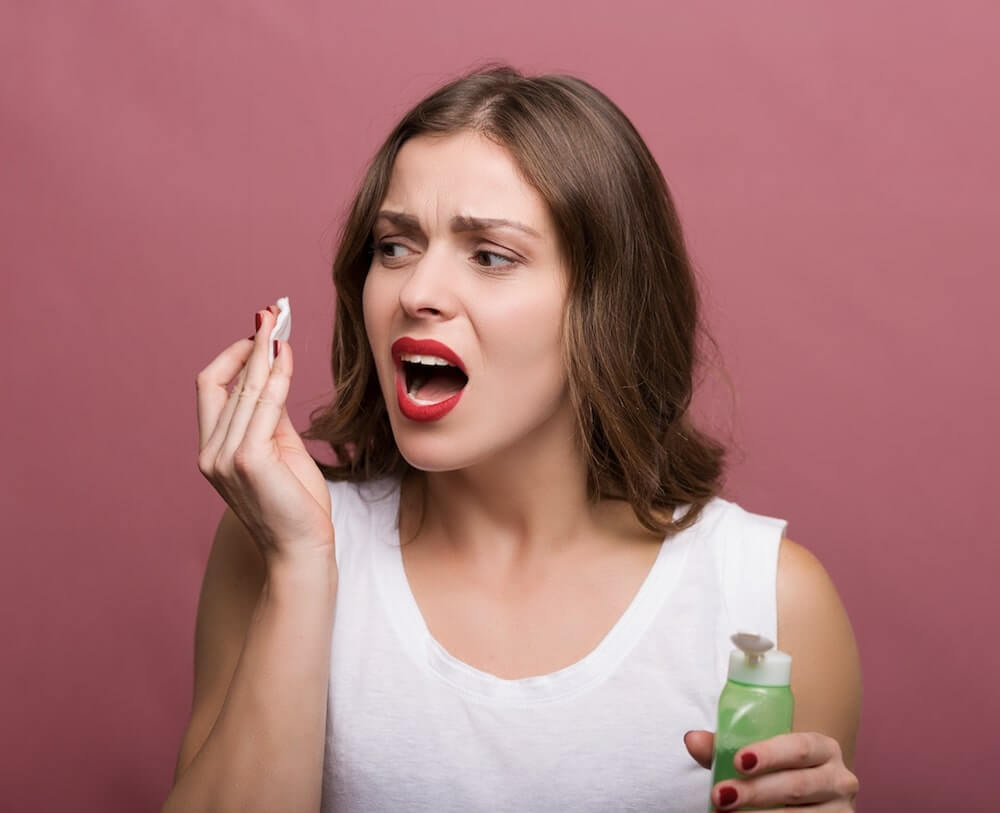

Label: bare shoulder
[776,538,863,768]
[776,538,842,610]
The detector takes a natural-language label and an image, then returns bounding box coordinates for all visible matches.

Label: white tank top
[320,477,787,813]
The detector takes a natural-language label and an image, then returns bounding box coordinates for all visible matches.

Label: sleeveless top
[320,477,787,813]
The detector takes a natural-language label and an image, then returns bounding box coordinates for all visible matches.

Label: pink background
[3,2,996,810]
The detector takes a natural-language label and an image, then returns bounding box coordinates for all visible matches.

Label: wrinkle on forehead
[380,131,552,238]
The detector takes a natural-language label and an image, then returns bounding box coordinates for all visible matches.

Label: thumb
[275,405,307,449]
[683,729,715,770]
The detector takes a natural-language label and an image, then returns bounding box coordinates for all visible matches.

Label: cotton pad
[268,296,291,368]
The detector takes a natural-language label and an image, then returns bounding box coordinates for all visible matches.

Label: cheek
[362,272,390,340]
[361,275,393,392]
[481,290,566,376]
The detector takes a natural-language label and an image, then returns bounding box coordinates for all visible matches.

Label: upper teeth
[401,353,455,367]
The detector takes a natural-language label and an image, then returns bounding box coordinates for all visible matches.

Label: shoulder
[777,539,833,604]
[325,476,402,561]
[776,539,853,639]
[702,497,787,546]
[698,497,787,590]
[325,476,400,519]
[776,538,863,768]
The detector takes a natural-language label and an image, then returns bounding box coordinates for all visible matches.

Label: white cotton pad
[268,296,291,368]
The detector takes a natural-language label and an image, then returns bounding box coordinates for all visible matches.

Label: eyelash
[374,240,519,271]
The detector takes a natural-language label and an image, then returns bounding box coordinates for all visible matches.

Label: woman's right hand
[196,306,335,568]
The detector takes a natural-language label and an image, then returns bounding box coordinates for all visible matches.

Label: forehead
[382,131,553,233]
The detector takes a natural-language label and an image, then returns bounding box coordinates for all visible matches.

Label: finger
[683,730,714,770]
[713,763,843,810]
[196,336,255,451]
[201,311,263,457]
[275,403,298,443]
[204,363,249,459]
[220,309,278,458]
[242,340,293,451]
[273,391,309,458]
[712,805,843,813]
[736,731,838,775]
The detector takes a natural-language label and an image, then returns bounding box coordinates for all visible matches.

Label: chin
[390,425,501,475]
[394,436,472,473]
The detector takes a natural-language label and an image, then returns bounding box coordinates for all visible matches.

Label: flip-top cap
[727,632,792,686]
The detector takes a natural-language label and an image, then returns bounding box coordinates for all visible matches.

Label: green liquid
[709,744,762,811]
[709,744,742,784]
[708,681,793,812]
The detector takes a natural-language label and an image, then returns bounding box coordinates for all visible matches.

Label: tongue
[414,369,466,401]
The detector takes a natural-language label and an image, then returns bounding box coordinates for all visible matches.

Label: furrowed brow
[451,215,541,239]
[375,210,541,240]
[375,210,422,232]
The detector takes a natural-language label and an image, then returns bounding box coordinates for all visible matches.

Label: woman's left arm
[705,538,863,810]
[777,539,862,769]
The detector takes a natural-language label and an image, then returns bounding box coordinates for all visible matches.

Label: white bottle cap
[727,632,792,687]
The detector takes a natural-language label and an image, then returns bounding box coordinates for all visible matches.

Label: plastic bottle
[708,633,794,811]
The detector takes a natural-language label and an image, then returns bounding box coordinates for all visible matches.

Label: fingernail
[718,786,738,807]
[255,312,262,332]
[273,340,280,358]
[740,751,758,771]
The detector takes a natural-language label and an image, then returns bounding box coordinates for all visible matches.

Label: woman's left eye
[376,241,410,259]
[473,250,516,269]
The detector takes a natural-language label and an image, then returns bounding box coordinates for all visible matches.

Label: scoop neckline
[368,478,704,706]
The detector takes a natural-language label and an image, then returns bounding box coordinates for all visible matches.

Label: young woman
[171,66,861,812]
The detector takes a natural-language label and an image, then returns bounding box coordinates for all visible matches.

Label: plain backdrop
[2,1,997,810]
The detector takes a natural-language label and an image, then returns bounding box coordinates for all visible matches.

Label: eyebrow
[376,210,542,239]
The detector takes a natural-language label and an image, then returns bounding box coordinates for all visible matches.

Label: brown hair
[303,63,728,536]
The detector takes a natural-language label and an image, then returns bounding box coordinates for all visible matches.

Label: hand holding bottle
[683,729,859,810]
[196,302,335,568]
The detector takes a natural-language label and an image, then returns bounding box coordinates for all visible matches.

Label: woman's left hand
[684,729,859,810]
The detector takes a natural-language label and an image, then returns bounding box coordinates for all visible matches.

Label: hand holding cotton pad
[268,296,291,368]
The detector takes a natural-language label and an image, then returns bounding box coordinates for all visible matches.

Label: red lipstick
[391,337,467,422]
[391,337,467,372]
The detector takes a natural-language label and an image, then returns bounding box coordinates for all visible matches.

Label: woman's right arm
[164,306,338,812]
[163,509,336,813]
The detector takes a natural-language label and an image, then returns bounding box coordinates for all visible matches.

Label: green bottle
[708,633,794,812]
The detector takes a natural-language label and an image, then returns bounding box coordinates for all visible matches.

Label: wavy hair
[303,63,728,535]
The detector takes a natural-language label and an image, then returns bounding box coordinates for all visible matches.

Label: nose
[397,246,458,320]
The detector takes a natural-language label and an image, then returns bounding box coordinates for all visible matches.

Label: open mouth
[402,357,469,404]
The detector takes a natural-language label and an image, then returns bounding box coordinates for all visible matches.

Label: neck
[400,412,651,567]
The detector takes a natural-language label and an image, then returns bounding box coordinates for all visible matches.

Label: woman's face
[363,131,571,472]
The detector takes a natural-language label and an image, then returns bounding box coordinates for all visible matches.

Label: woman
[170,65,861,812]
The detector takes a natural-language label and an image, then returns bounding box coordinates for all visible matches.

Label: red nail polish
[719,786,738,807]
[255,313,262,332]
[741,752,758,771]
[273,340,280,358]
